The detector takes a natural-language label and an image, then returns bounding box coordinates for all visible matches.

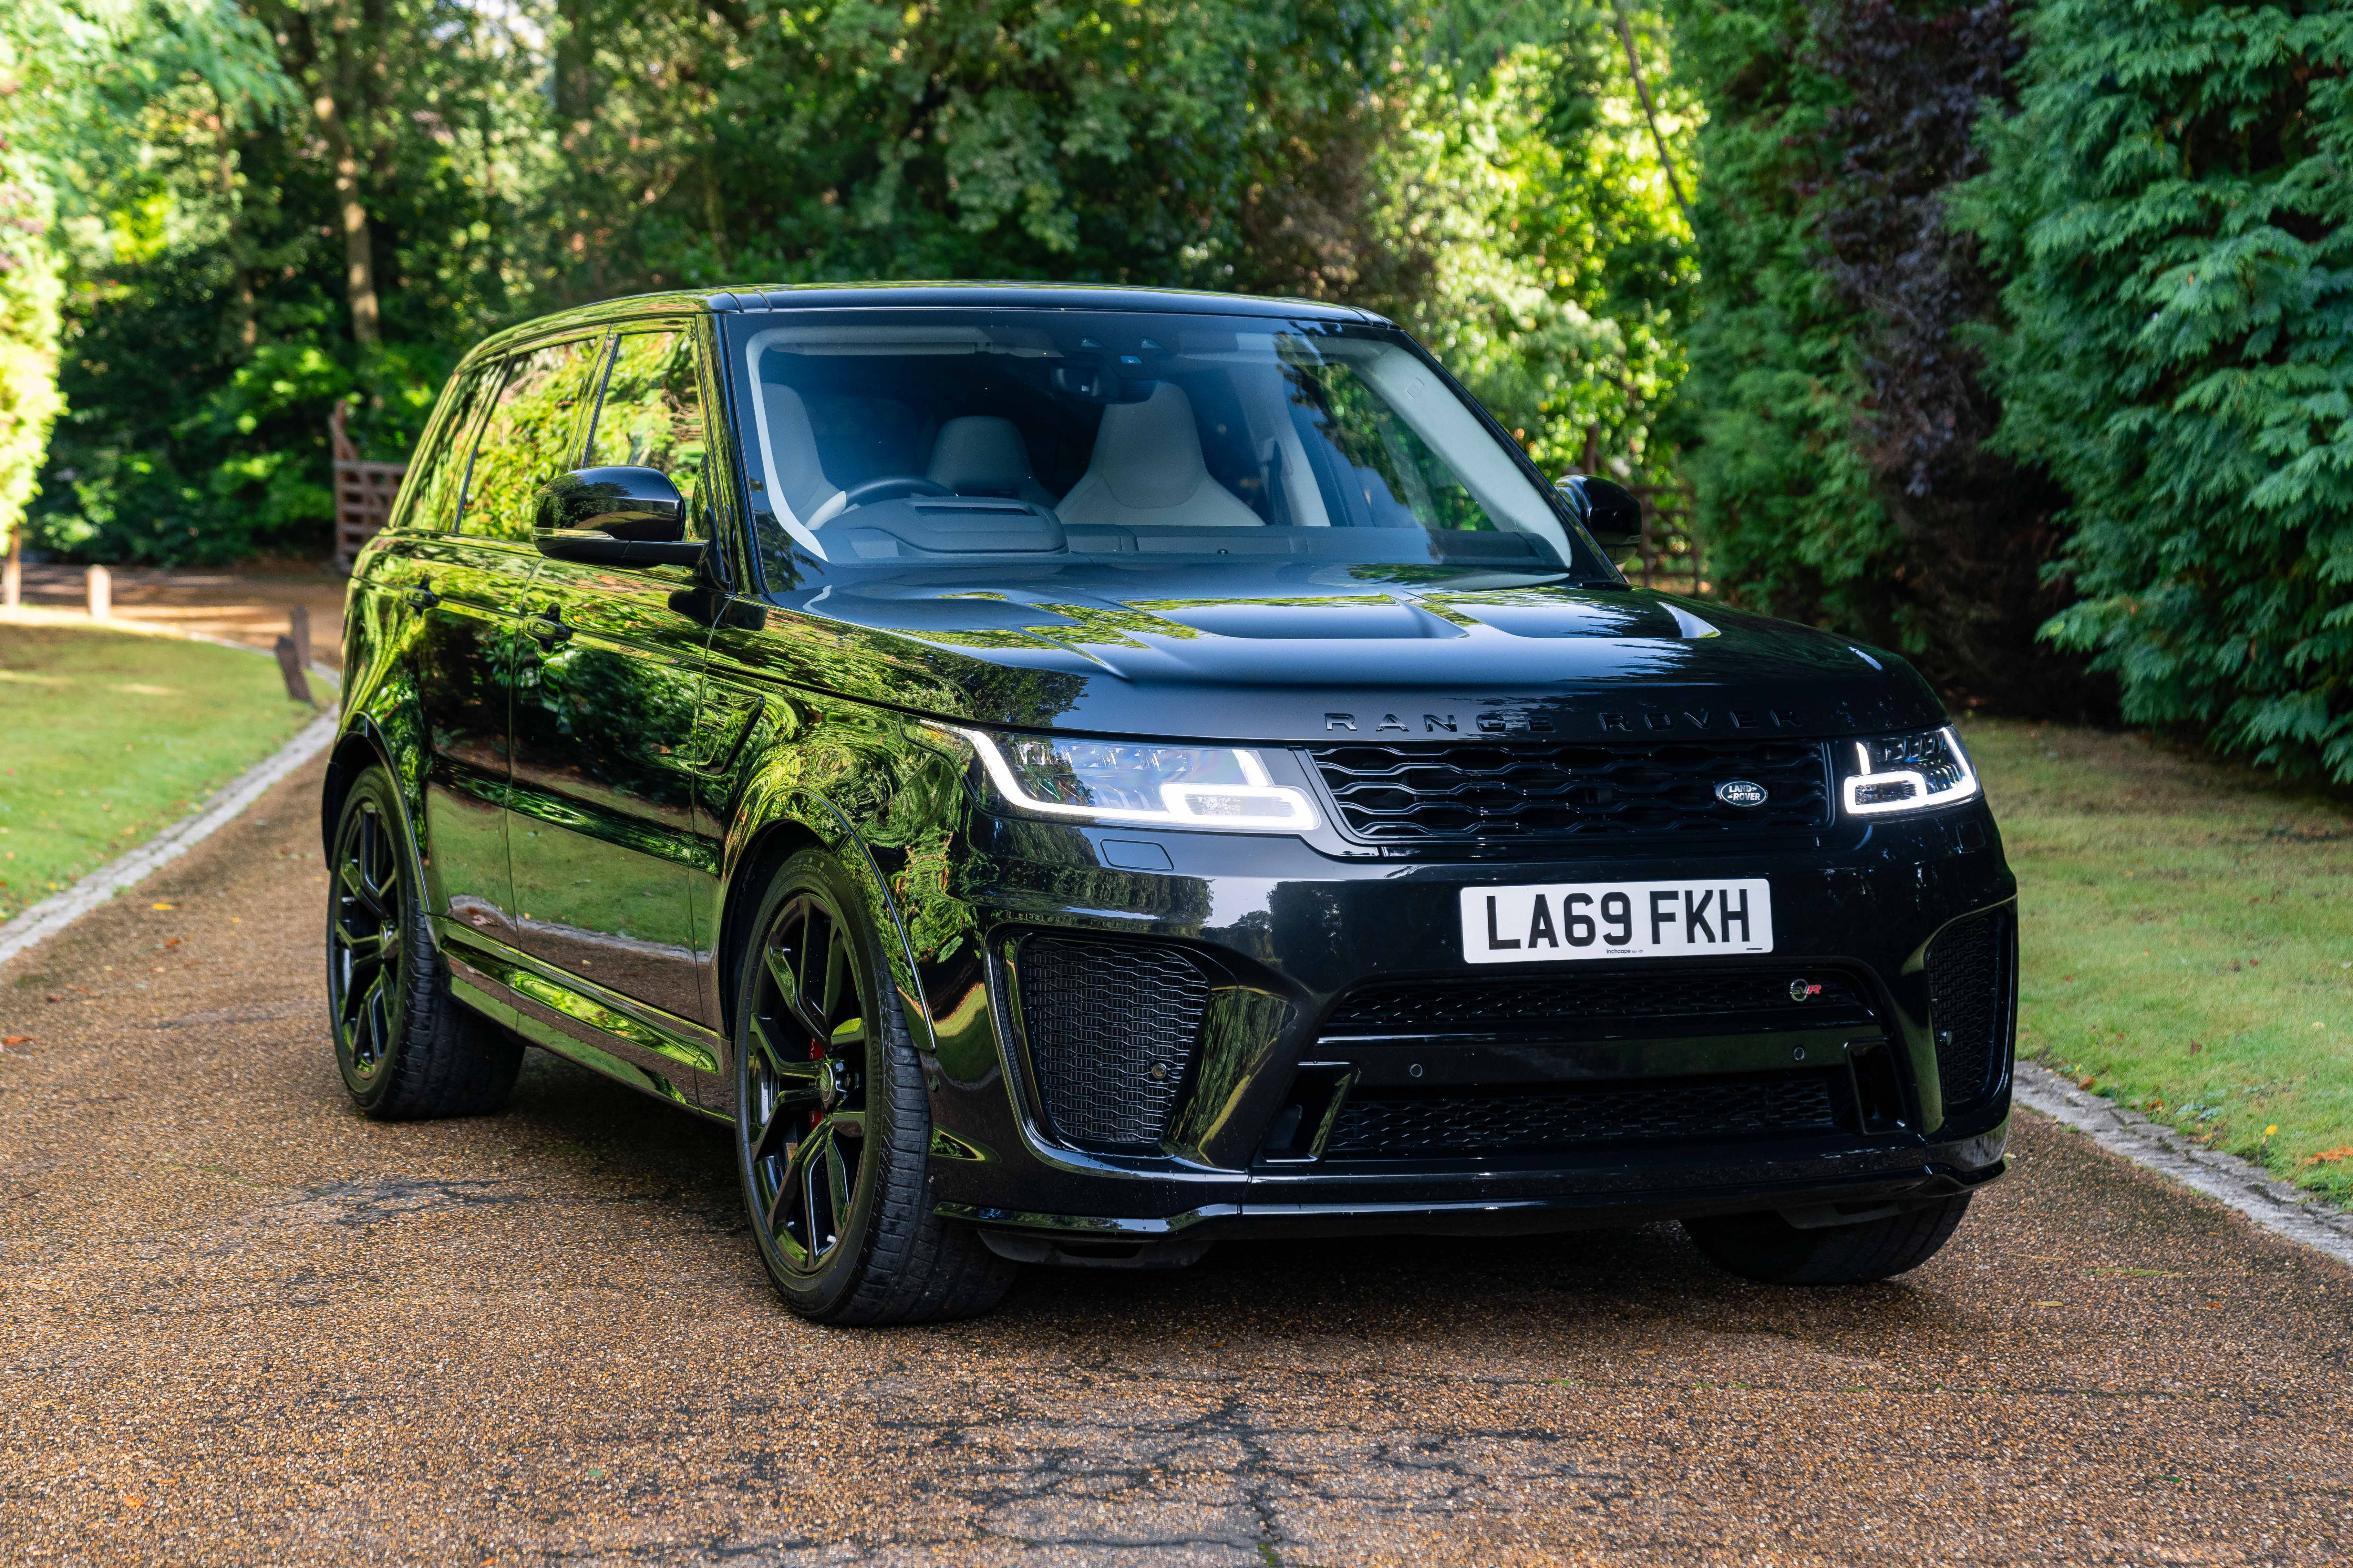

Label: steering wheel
[836,475,951,512]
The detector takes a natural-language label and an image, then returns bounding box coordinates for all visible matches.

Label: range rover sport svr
[323,284,2017,1323]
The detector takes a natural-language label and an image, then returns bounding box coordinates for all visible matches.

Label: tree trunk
[314,90,379,346]
[554,0,597,134]
[214,111,258,356]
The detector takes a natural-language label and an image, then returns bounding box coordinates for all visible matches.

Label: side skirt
[439,922,730,1123]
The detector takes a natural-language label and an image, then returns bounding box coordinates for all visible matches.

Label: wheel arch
[712,788,933,1061]
[320,712,435,911]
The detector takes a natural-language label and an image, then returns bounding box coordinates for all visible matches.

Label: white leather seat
[760,383,846,527]
[1056,383,1264,529]
[926,416,1058,508]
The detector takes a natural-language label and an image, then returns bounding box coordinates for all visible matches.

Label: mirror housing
[532,467,705,566]
[1555,472,1644,565]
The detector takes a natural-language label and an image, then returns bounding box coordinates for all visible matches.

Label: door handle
[524,615,572,645]
[403,585,440,610]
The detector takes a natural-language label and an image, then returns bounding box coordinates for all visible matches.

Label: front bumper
[904,799,2018,1246]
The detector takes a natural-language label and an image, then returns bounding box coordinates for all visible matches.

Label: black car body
[324,284,2016,1322]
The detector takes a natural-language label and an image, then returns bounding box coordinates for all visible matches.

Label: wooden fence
[1572,432,1705,595]
[331,401,407,573]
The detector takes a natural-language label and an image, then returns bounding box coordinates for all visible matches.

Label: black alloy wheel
[330,792,407,1080]
[742,889,873,1276]
[325,766,522,1119]
[734,850,1014,1324]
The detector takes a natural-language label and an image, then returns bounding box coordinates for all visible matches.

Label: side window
[587,328,708,538]
[390,362,495,533]
[461,336,606,542]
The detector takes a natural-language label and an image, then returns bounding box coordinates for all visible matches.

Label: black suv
[325,284,2016,1324]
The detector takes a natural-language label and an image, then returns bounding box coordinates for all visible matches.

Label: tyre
[326,765,522,1119]
[734,849,1015,1325]
[1683,1194,1972,1285]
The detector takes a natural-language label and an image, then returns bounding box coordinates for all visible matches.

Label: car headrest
[1090,383,1211,509]
[926,416,1039,497]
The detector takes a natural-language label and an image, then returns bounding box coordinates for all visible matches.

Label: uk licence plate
[1460,879,1774,965]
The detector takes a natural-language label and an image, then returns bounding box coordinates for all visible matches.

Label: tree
[1667,0,2098,712]
[1961,0,2353,780]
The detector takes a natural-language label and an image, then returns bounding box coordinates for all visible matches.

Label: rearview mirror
[532,467,705,566]
[1554,473,1644,564]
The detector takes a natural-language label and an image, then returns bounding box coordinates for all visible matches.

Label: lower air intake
[1018,937,1209,1150]
[1926,907,2014,1115]
[1324,1070,1844,1161]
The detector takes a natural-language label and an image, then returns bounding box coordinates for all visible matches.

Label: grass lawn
[0,622,318,923]
[1963,718,2353,1204]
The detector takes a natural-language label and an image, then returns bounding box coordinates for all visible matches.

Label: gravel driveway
[3,757,2348,1566]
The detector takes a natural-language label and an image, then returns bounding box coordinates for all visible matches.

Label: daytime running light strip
[938,725,1320,832]
[1841,726,1980,817]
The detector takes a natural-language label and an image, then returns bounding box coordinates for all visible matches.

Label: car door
[366,350,556,945]
[504,323,717,1036]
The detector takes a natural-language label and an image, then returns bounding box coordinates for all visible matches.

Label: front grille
[1324,1071,1844,1160]
[1325,967,1881,1037]
[1018,937,1209,1150]
[1307,739,1832,843]
[1926,907,2012,1113]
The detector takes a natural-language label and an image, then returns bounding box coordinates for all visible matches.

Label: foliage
[34,0,541,563]
[17,0,1695,566]
[1667,0,2097,711]
[1960,0,2353,781]
[1380,9,1697,488]
[1667,0,1880,636]
[1,0,291,564]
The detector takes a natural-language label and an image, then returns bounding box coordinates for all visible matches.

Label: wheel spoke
[746,1012,793,1076]
[799,1122,839,1248]
[763,925,829,1042]
[337,860,380,920]
[821,1133,852,1233]
[358,812,395,910]
[769,1121,826,1241]
[357,973,388,1066]
[337,923,387,963]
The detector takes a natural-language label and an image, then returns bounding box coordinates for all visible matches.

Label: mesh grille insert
[1326,967,1880,1036]
[1307,739,1832,843]
[1927,908,2011,1114]
[1019,937,1209,1150]
[1324,1071,1844,1160]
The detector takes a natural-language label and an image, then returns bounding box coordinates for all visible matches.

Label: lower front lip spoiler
[935,1159,2007,1244]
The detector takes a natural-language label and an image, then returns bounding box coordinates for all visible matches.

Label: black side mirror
[532,467,705,566]
[1554,473,1644,564]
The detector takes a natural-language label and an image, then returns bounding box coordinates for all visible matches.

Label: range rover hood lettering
[762,568,1942,743]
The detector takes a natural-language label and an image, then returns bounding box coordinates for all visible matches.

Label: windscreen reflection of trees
[464,340,606,542]
[1279,351,1489,533]
[591,332,707,521]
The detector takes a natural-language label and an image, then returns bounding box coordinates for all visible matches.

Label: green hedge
[1667,0,2099,713]
[1961,0,2353,782]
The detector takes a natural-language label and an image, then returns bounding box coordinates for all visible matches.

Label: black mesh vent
[1019,937,1209,1150]
[1326,967,1880,1037]
[1927,908,2012,1113]
[1325,1071,1844,1160]
[1307,739,1832,843]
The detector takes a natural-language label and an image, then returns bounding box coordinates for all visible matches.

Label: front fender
[709,698,983,1125]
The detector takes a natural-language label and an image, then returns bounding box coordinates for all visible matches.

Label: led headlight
[1840,726,1981,816]
[941,726,1320,832]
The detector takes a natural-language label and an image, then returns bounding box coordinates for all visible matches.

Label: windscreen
[721,309,1607,586]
